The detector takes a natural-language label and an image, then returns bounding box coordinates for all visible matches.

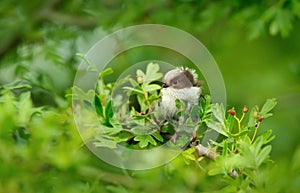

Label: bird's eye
[173,80,177,85]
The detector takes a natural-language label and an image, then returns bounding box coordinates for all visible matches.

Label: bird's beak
[162,83,169,88]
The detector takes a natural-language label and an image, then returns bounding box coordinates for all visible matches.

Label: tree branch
[38,10,97,29]
[191,141,239,179]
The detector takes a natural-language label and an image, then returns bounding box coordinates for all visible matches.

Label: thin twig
[251,121,261,143]
[194,143,219,160]
[191,141,239,179]
[39,10,97,29]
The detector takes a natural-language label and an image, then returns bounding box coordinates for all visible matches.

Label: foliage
[0,90,90,193]
[1,0,300,60]
[73,63,165,149]
[1,1,300,193]
[207,102,276,191]
[2,62,299,192]
[71,62,289,192]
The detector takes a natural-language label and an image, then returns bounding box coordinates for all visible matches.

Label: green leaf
[248,105,259,127]
[70,86,95,102]
[137,95,148,112]
[291,146,300,171]
[123,86,144,94]
[244,135,252,144]
[207,121,228,137]
[94,95,103,117]
[113,131,134,143]
[211,103,225,124]
[190,105,201,119]
[208,167,226,176]
[104,100,114,125]
[238,142,257,169]
[175,99,182,109]
[262,6,277,22]
[100,125,123,135]
[134,135,157,148]
[199,95,212,124]
[76,53,98,72]
[151,132,164,142]
[131,124,153,134]
[292,0,300,18]
[208,156,227,176]
[94,136,117,148]
[136,69,146,83]
[261,129,275,144]
[268,8,294,37]
[260,98,277,118]
[237,135,272,168]
[256,145,272,166]
[225,114,235,133]
[143,84,161,92]
[129,78,139,88]
[17,92,33,126]
[144,62,163,82]
[270,20,279,36]
[253,136,264,156]
[222,140,228,156]
[0,79,32,92]
[99,68,113,79]
[207,103,228,137]
[181,148,196,164]
[106,185,128,193]
[248,20,265,40]
[209,140,223,148]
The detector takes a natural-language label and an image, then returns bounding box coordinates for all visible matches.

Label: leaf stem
[142,85,151,112]
[234,112,246,133]
[234,115,241,133]
[251,122,261,143]
[240,113,245,122]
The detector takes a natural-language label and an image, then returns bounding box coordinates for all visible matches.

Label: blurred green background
[1,0,300,192]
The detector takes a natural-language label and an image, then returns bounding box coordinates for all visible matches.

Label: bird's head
[162,67,202,89]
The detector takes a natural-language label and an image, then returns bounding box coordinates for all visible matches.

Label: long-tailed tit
[160,67,202,144]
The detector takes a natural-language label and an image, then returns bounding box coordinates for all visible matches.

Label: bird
[159,67,202,146]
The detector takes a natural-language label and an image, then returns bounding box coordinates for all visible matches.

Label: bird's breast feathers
[161,87,201,119]
[161,87,201,103]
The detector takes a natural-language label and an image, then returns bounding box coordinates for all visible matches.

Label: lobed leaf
[207,121,228,137]
[134,135,157,148]
[261,129,275,144]
[207,103,228,137]
[144,62,163,82]
[260,98,277,118]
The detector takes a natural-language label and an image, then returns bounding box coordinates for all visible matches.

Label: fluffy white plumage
[161,87,201,120]
[160,67,202,122]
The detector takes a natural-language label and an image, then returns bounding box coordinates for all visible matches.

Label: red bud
[228,108,236,116]
[258,116,264,122]
[242,106,249,113]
